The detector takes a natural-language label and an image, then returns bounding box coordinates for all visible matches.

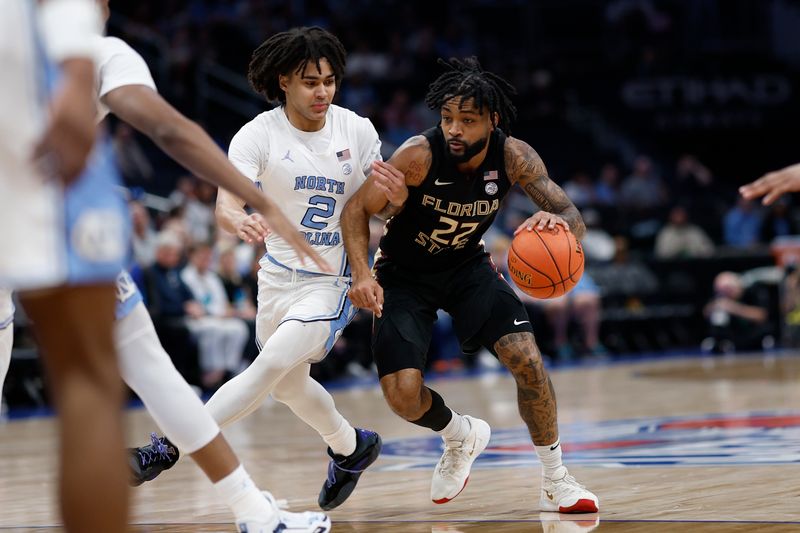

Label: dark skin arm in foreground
[341,135,430,316]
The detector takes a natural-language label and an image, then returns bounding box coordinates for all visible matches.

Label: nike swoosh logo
[513,319,530,325]
[550,442,560,451]
[434,178,455,186]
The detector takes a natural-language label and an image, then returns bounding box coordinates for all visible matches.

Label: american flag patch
[484,170,498,181]
[336,149,351,162]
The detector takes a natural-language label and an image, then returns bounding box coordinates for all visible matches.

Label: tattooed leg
[494,331,558,445]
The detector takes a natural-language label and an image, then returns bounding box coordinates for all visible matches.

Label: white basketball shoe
[237,491,331,533]
[539,466,599,513]
[430,415,491,504]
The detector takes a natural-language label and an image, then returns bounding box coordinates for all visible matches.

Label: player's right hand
[739,163,800,205]
[235,213,270,244]
[371,160,407,207]
[348,275,383,317]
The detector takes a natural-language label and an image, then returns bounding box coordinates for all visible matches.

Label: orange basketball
[507,227,584,299]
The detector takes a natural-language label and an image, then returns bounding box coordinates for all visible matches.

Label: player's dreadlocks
[248,26,347,104]
[424,57,517,133]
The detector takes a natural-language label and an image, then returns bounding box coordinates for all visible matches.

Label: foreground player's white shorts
[256,257,356,362]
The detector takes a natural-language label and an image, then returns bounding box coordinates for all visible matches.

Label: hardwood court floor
[2,352,799,532]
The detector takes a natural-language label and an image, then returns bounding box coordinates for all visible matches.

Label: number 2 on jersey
[301,195,336,230]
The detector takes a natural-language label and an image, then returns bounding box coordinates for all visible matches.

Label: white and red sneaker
[430,415,491,504]
[539,466,599,513]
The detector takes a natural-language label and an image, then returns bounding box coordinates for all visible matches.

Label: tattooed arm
[504,137,585,239]
[341,135,432,315]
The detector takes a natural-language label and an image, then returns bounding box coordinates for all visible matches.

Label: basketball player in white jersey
[0,1,331,530]
[0,1,129,530]
[133,26,406,511]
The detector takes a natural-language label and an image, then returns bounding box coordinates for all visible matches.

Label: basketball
[507,227,584,299]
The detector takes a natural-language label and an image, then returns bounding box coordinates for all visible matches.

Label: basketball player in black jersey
[342,57,599,513]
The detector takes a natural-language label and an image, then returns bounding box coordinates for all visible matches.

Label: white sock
[438,410,471,442]
[325,422,357,457]
[535,439,564,479]
[213,464,274,522]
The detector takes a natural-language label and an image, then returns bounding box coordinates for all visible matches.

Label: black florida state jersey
[377,126,512,272]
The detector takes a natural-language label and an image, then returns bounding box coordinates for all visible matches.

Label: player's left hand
[514,212,570,235]
[371,160,408,207]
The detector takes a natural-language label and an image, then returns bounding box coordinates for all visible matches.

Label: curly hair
[248,26,346,104]
[424,56,517,132]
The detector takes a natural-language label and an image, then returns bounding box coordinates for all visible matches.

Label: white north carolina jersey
[0,9,129,290]
[228,104,382,276]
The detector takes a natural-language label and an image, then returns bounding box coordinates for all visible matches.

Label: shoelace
[437,442,469,479]
[550,471,587,494]
[325,455,366,487]
[138,433,171,466]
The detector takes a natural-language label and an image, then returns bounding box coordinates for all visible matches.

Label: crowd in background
[8,0,800,403]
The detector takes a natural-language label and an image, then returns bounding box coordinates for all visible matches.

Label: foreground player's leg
[132,318,379,510]
[272,363,382,510]
[380,369,491,504]
[22,284,128,532]
[494,332,598,513]
[117,303,328,530]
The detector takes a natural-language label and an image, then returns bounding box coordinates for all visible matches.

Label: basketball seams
[531,229,567,294]
[507,228,584,300]
[508,245,556,298]
[509,242,554,284]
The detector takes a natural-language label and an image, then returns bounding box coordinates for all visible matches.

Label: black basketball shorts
[372,254,535,377]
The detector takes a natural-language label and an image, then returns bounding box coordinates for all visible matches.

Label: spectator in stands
[217,246,257,321]
[673,154,715,210]
[142,231,200,385]
[590,236,659,301]
[161,204,193,248]
[130,200,158,268]
[619,155,669,211]
[593,163,620,207]
[581,208,616,263]
[702,271,772,353]
[654,205,715,259]
[562,171,595,208]
[217,244,259,363]
[723,197,763,248]
[170,176,216,244]
[539,275,606,361]
[181,243,248,391]
[760,198,799,243]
